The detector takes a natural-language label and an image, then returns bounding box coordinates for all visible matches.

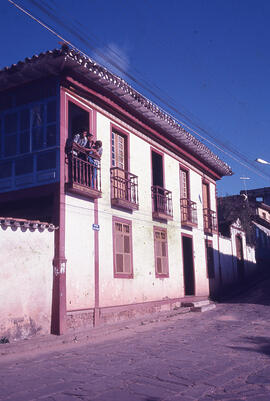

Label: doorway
[68,101,90,139]
[182,235,195,296]
[236,234,245,281]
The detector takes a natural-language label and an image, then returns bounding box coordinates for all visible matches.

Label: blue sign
[92,224,100,231]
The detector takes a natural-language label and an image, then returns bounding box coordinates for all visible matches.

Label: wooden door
[182,235,195,296]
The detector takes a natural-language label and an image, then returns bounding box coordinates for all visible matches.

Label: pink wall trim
[64,78,222,180]
[93,110,100,325]
[51,87,67,335]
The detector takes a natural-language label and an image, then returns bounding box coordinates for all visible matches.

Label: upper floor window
[113,217,133,278]
[0,99,57,160]
[110,127,139,210]
[180,166,197,227]
[180,168,189,199]
[202,181,217,234]
[151,150,173,220]
[111,130,127,169]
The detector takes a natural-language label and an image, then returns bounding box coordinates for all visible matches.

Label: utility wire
[8,0,270,181]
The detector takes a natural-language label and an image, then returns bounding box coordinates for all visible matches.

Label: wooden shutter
[112,131,126,169]
[180,169,189,199]
[202,182,210,209]
[154,229,168,275]
[114,220,132,275]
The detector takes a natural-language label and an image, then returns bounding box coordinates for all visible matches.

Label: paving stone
[2,278,270,401]
[93,389,148,401]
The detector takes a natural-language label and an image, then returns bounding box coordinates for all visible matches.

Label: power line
[8,0,270,182]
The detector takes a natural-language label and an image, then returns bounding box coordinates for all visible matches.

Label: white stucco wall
[65,194,95,310]
[0,225,54,339]
[96,110,212,305]
[64,94,221,310]
[218,223,257,291]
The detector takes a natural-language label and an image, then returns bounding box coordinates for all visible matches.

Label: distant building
[218,191,270,278]
[0,46,232,336]
[240,187,270,206]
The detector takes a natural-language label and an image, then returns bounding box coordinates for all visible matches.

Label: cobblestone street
[1,279,270,401]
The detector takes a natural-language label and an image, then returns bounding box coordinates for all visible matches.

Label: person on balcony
[73,129,90,156]
[86,139,103,188]
[71,129,92,184]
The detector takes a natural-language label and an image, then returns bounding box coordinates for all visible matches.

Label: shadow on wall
[222,273,270,306]
[208,248,265,303]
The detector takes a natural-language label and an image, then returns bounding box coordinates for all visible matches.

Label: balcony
[66,146,102,199]
[152,185,173,220]
[180,198,198,227]
[203,208,218,234]
[110,167,139,210]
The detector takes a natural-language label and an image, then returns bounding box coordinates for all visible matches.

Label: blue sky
[1,0,270,196]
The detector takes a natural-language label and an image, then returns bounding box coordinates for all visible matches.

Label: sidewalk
[0,304,192,361]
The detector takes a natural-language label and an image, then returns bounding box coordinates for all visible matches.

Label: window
[180,168,189,199]
[154,227,169,277]
[15,155,33,176]
[37,150,56,171]
[111,130,127,169]
[113,217,133,278]
[1,100,57,159]
[152,150,163,187]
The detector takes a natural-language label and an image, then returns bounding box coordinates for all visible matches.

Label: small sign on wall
[92,224,100,231]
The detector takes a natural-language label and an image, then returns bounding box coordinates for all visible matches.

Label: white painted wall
[0,226,54,339]
[65,194,95,310]
[64,94,221,310]
[218,222,257,291]
[96,109,212,305]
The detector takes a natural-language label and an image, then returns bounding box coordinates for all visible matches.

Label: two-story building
[0,46,232,335]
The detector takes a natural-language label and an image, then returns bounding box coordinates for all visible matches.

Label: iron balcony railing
[180,198,198,226]
[203,208,218,234]
[110,167,139,209]
[152,185,173,219]
[66,145,101,195]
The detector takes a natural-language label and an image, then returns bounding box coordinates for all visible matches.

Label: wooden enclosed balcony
[110,167,139,210]
[66,146,102,199]
[152,185,173,220]
[203,208,217,234]
[180,198,198,227]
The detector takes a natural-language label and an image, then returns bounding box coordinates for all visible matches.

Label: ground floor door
[182,235,195,296]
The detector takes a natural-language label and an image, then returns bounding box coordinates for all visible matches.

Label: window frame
[179,165,190,200]
[110,123,129,170]
[112,216,133,279]
[153,226,169,278]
